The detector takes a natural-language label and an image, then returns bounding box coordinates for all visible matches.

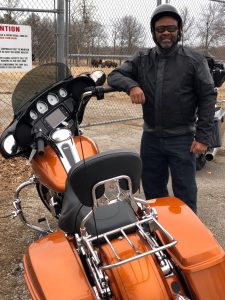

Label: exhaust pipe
[205,148,219,161]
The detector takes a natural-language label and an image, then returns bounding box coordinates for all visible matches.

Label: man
[107,4,216,213]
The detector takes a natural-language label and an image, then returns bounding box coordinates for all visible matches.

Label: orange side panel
[150,196,225,300]
[23,230,95,300]
[31,135,98,192]
[101,233,171,300]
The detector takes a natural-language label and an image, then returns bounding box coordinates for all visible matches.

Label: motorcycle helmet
[150,4,182,43]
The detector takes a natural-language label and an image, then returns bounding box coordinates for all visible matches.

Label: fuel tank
[31,135,98,192]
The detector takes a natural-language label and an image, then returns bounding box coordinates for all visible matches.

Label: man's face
[154,16,179,49]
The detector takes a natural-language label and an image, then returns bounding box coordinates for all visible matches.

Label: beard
[157,35,178,49]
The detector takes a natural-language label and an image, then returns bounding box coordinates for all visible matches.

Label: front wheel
[196,154,206,171]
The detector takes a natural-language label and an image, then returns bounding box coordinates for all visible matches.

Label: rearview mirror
[1,134,18,155]
[90,70,106,86]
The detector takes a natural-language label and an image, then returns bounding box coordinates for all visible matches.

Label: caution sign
[0,24,32,72]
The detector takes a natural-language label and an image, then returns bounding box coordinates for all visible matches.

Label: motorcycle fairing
[0,65,97,159]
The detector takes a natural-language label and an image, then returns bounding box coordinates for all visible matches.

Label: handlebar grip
[37,138,45,155]
[103,86,117,93]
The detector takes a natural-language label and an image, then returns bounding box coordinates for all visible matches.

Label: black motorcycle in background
[196,57,225,170]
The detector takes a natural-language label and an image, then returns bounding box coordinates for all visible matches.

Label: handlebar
[37,138,45,155]
[35,131,45,155]
[81,86,117,102]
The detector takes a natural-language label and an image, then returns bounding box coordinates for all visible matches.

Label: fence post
[57,0,65,63]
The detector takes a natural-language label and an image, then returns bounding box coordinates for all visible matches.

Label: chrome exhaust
[205,148,219,161]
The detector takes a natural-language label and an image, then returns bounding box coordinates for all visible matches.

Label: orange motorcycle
[1,63,225,300]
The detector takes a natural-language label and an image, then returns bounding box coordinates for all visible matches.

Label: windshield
[12,63,71,114]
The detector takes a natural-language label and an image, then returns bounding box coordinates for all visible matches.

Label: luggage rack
[82,214,177,270]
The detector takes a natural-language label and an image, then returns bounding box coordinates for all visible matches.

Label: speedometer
[36,101,48,114]
[47,93,59,105]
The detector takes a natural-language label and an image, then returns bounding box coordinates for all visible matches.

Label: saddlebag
[151,196,225,300]
[23,230,95,300]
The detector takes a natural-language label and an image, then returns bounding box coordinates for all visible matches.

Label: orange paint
[23,230,95,300]
[31,135,98,192]
[101,233,172,299]
[150,196,225,299]
[23,196,225,299]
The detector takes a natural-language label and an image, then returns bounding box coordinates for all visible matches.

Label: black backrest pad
[67,149,142,207]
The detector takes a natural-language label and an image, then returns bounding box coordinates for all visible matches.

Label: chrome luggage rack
[83,214,177,271]
[77,175,177,271]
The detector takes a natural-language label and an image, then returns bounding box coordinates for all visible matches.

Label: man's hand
[190,140,208,154]
[129,86,145,104]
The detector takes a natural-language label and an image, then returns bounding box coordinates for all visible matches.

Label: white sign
[0,24,32,72]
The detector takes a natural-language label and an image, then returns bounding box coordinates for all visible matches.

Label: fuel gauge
[59,88,68,98]
[30,110,38,120]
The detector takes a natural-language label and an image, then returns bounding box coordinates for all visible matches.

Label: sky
[91,0,213,47]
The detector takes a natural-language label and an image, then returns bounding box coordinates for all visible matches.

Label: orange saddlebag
[151,196,225,300]
[23,230,95,300]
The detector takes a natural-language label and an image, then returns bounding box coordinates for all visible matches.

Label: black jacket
[107,45,216,146]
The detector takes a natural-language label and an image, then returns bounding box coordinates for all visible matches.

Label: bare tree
[197,2,225,50]
[115,16,146,55]
[0,0,20,24]
[23,13,55,63]
[111,19,120,55]
[70,0,92,63]
[180,7,195,45]
[89,21,107,54]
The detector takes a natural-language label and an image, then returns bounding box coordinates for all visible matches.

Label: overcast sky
[91,0,213,46]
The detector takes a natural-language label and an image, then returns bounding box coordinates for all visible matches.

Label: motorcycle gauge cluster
[36,101,48,114]
[59,88,68,98]
[29,110,38,120]
[47,93,59,105]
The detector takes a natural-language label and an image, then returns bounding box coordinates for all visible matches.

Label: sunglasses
[155,25,178,33]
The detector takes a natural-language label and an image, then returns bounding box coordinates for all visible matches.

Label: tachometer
[59,88,68,98]
[47,93,59,105]
[30,110,38,120]
[36,101,48,114]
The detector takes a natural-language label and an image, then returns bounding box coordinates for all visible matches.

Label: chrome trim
[82,216,177,271]
[205,147,219,161]
[50,128,80,172]
[13,176,52,233]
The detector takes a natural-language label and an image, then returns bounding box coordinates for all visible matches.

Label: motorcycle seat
[59,149,142,239]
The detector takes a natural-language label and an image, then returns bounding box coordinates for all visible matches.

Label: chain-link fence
[0,0,59,131]
[0,0,225,134]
